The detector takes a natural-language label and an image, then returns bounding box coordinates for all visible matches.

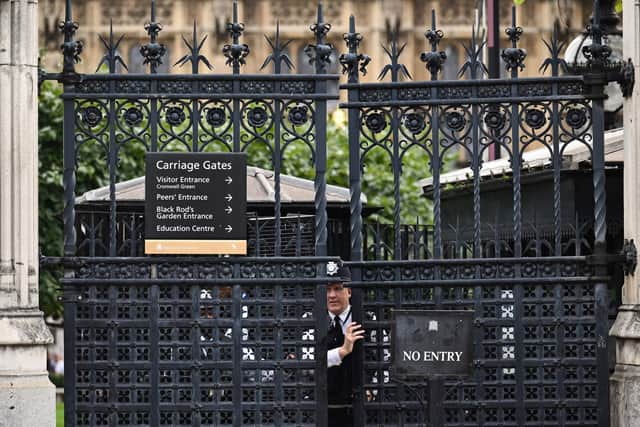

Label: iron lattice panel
[65,258,332,427]
[352,258,604,427]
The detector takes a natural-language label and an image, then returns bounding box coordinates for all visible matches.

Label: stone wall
[0,0,55,425]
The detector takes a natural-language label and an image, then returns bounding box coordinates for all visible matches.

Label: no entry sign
[144,152,247,255]
[392,310,474,378]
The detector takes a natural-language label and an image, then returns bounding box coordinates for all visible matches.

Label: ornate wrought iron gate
[41,0,633,426]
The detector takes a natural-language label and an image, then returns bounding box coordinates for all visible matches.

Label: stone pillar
[610,0,640,425]
[0,0,55,426]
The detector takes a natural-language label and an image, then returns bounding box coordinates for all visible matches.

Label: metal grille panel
[65,258,333,427]
[349,258,602,427]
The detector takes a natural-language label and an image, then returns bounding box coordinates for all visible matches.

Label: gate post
[610,0,640,424]
[340,15,368,426]
[0,0,55,425]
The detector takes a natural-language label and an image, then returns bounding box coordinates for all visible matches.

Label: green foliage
[38,82,65,320]
[247,112,437,224]
[49,372,64,387]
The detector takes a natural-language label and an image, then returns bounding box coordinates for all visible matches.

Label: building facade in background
[39,0,592,82]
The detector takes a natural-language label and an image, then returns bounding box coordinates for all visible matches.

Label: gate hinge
[586,240,637,275]
[38,59,83,92]
[604,57,636,98]
[621,239,637,276]
[618,58,635,98]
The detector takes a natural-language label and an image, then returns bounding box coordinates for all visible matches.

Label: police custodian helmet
[326,261,351,282]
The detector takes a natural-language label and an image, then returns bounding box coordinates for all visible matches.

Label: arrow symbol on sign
[225,194,233,202]
[225,225,233,233]
[225,176,233,184]
[225,206,232,214]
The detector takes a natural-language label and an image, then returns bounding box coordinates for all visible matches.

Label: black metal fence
[41,0,631,425]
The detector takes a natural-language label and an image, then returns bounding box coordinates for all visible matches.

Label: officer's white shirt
[327,305,352,367]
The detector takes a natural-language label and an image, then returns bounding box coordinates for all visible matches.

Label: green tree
[39,82,65,320]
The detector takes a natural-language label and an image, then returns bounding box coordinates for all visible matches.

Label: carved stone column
[0,0,55,425]
[610,0,640,425]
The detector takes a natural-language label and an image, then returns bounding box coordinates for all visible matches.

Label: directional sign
[144,152,247,255]
[392,310,474,378]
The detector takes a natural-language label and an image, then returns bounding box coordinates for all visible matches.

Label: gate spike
[540,20,567,76]
[175,20,212,74]
[379,27,411,81]
[97,20,127,73]
[458,21,487,79]
[232,0,238,30]
[261,21,294,74]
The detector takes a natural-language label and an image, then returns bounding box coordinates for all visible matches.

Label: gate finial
[501,6,527,75]
[305,3,334,74]
[140,0,167,73]
[339,15,370,82]
[223,0,250,73]
[582,0,611,72]
[175,21,212,74]
[97,20,127,74]
[420,9,447,80]
[59,0,83,76]
[261,21,294,74]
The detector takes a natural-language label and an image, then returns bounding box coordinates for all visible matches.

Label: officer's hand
[338,323,364,359]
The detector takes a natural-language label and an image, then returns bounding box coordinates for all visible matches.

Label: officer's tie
[329,315,344,346]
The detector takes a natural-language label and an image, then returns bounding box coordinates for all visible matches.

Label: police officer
[326,261,364,427]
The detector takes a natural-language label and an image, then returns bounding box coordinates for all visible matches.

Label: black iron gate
[341,7,614,426]
[41,0,633,426]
